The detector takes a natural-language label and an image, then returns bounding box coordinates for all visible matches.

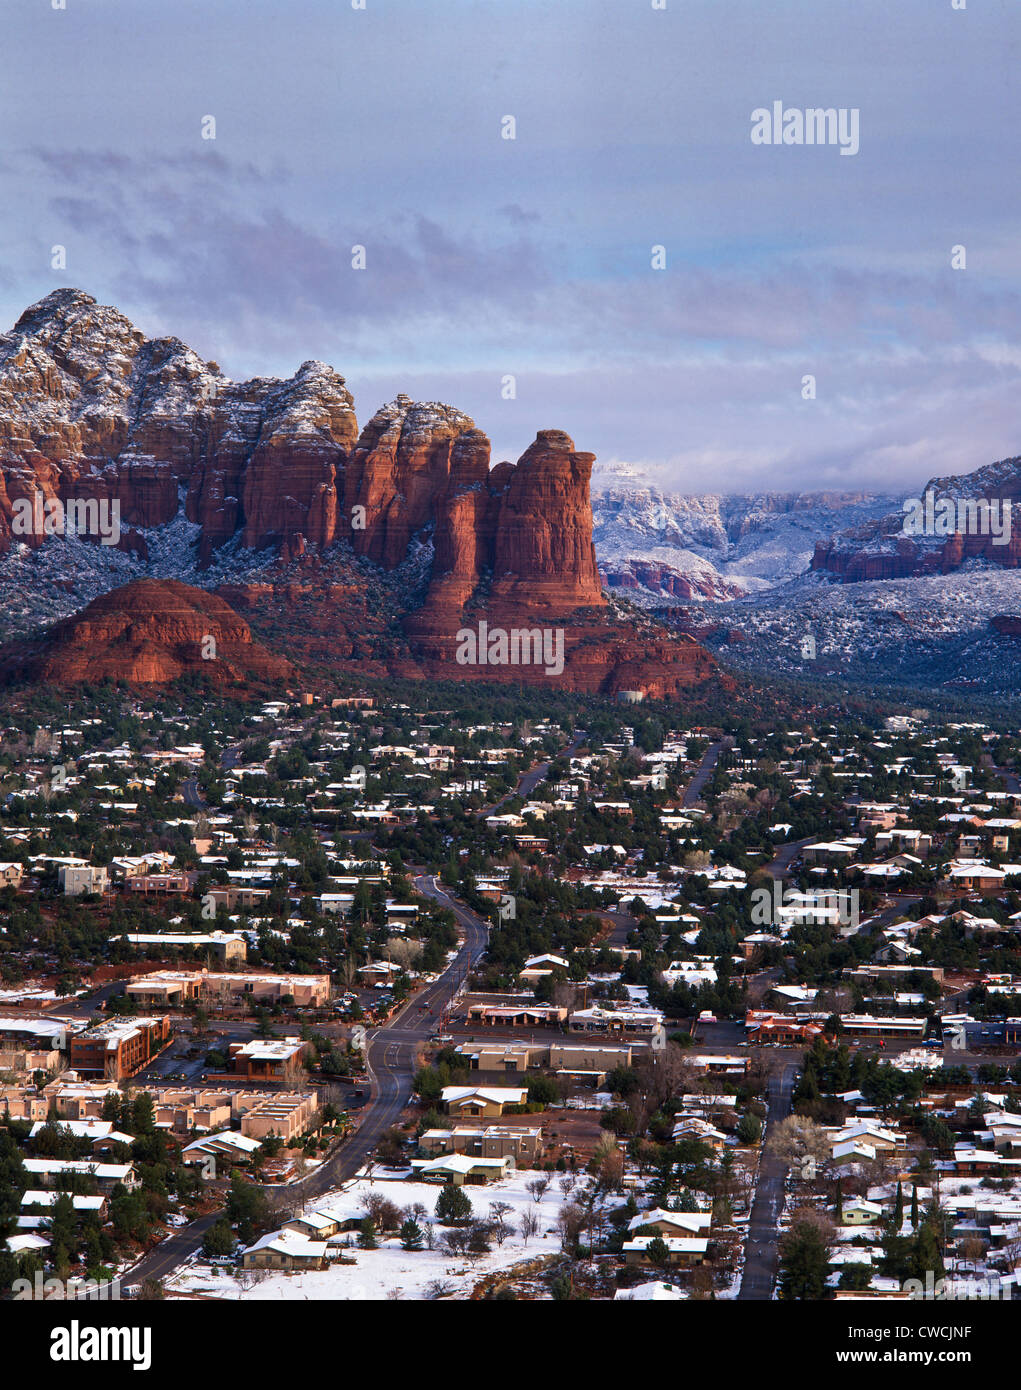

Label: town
[1,678,1020,1303]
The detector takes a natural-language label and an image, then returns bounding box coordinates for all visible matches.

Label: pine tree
[835,1177,843,1224]
[358,1216,378,1249]
[435,1183,472,1226]
[893,1181,904,1230]
[400,1217,424,1251]
[910,1185,919,1229]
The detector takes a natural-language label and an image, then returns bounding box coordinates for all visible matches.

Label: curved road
[122,875,491,1285]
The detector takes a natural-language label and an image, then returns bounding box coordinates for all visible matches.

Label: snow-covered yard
[166,1167,581,1301]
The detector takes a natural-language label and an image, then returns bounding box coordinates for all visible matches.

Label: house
[614,1281,685,1300]
[241,1228,329,1271]
[627,1208,712,1239]
[623,1235,708,1267]
[282,1210,343,1241]
[182,1131,263,1168]
[409,1153,515,1185]
[125,871,198,896]
[21,1158,136,1194]
[418,1125,541,1165]
[21,1191,108,1218]
[59,864,109,896]
[440,1086,527,1119]
[840,1198,885,1226]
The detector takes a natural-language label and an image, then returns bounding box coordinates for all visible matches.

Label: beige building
[142,1086,319,1141]
[241,1229,328,1271]
[419,1124,542,1165]
[440,1086,527,1119]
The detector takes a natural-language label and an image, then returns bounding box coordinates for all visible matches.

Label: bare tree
[766,1114,831,1175]
[489,1200,514,1246]
[526,1175,552,1204]
[520,1208,540,1245]
[556,1202,587,1254]
[424,1279,454,1300]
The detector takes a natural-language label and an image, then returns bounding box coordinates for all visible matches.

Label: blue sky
[1,0,1019,493]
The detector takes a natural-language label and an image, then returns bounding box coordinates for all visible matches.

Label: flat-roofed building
[69,1016,172,1080]
[226,1037,313,1084]
[114,930,247,963]
[419,1124,542,1165]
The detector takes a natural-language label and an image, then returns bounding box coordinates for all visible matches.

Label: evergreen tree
[646,1235,671,1270]
[778,1220,832,1301]
[400,1217,424,1251]
[435,1183,472,1226]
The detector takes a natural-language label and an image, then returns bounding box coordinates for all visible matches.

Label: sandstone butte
[3,579,295,687]
[0,289,728,697]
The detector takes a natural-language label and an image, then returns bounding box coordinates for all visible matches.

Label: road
[738,1059,799,1300]
[765,835,815,880]
[121,874,491,1286]
[682,738,730,808]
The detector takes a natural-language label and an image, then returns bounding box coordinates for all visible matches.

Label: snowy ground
[166,1167,581,1301]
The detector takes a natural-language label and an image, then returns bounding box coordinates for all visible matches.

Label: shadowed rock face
[2,579,295,686]
[0,290,727,698]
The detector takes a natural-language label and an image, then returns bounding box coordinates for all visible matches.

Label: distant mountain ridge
[592,486,898,602]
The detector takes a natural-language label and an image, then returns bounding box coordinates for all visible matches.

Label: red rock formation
[3,579,294,686]
[405,428,727,696]
[600,558,745,602]
[811,459,1021,582]
[488,430,604,612]
[0,291,727,701]
[343,395,479,568]
[0,290,358,565]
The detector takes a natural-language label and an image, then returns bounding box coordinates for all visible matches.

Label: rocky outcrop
[811,456,1021,582]
[0,290,727,700]
[342,396,478,568]
[405,428,727,696]
[0,290,358,565]
[600,557,746,601]
[2,579,295,686]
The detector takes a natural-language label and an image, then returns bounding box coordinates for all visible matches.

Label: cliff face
[3,579,295,686]
[811,455,1021,582]
[0,289,726,698]
[343,395,479,568]
[0,290,358,565]
[405,427,728,695]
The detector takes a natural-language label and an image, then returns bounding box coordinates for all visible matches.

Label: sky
[1,0,1019,495]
